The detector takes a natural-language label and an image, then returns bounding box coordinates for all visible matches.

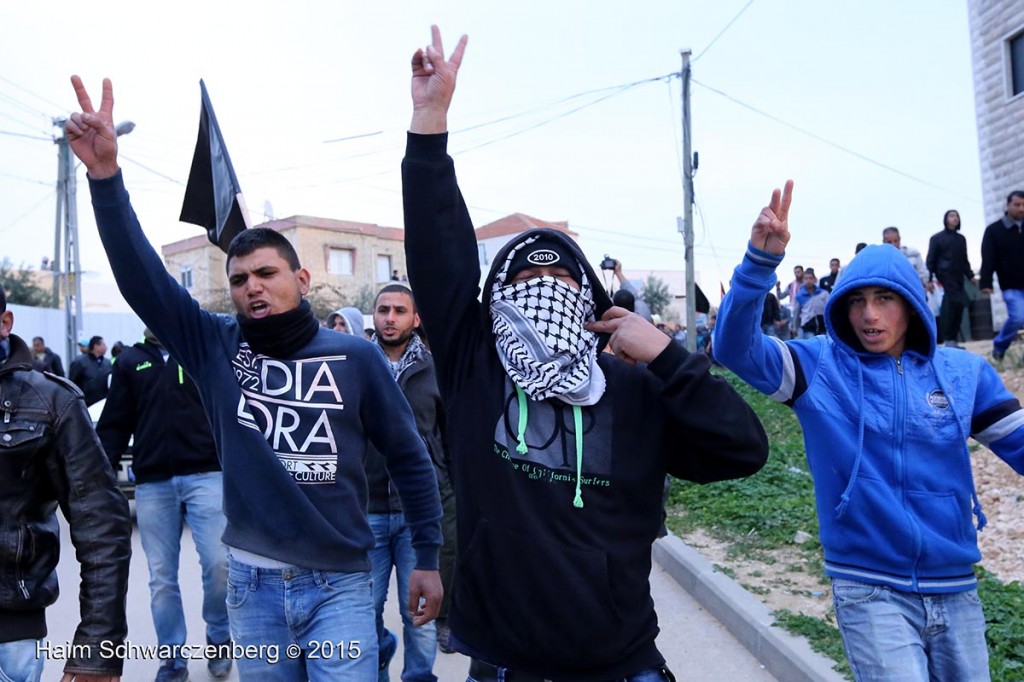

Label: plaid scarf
[373,331,428,381]
[490,241,605,405]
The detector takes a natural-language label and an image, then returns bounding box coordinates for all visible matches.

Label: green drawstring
[572,405,584,509]
[178,365,184,384]
[514,385,584,509]
[515,385,529,454]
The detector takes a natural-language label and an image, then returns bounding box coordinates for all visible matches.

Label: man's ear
[296,268,312,297]
[0,310,13,339]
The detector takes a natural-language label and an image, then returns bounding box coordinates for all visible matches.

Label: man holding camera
[605,257,653,323]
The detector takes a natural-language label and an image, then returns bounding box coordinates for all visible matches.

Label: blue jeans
[832,578,990,681]
[227,559,377,681]
[994,288,1024,354]
[369,512,437,682]
[136,472,229,669]
[0,640,43,682]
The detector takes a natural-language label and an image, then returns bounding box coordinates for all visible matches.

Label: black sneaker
[207,637,233,679]
[993,348,1006,362]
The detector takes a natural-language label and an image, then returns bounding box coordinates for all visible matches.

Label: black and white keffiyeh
[491,239,605,405]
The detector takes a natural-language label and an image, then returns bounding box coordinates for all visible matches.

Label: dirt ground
[677,339,1024,622]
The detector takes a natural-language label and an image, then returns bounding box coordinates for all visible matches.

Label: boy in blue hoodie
[715,181,1024,681]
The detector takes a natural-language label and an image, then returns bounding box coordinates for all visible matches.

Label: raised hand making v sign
[409,25,467,135]
[67,76,120,180]
[751,179,794,257]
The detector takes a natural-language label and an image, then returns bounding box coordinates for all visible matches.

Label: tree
[0,259,56,308]
[642,275,671,318]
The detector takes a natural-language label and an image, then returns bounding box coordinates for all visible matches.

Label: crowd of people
[0,24,1022,682]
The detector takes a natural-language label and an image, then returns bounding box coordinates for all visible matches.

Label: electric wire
[692,0,759,62]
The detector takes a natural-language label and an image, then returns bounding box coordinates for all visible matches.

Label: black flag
[179,80,250,253]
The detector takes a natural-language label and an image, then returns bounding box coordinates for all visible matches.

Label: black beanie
[505,236,583,285]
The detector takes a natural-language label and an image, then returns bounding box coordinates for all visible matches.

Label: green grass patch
[773,610,852,679]
[666,370,819,554]
[977,567,1024,680]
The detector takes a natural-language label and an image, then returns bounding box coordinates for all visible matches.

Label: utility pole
[678,49,697,352]
[53,118,82,366]
[52,118,134,365]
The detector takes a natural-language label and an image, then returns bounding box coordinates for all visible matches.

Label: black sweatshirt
[97,340,220,483]
[402,132,769,681]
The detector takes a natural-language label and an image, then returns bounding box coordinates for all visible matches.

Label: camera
[600,255,617,271]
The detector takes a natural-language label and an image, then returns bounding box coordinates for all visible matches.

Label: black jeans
[467,658,676,682]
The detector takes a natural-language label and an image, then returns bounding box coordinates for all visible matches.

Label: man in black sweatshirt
[926,209,976,347]
[97,330,231,682]
[980,190,1024,361]
[401,26,770,682]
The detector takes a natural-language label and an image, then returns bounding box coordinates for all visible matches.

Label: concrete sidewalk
[385,535,847,681]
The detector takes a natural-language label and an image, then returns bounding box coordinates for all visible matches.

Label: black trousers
[938,274,967,343]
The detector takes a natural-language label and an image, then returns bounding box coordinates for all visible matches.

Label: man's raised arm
[67,76,221,374]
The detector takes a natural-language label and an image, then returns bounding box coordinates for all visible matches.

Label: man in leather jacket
[0,288,132,682]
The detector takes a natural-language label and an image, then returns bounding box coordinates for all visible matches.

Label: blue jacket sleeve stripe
[973,406,1024,446]
[766,336,797,403]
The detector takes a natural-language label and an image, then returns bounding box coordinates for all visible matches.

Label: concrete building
[967,0,1024,219]
[967,0,1024,330]
[161,215,406,316]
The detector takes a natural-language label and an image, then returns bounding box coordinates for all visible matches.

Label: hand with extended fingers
[409,25,468,134]
[750,180,794,256]
[67,76,120,180]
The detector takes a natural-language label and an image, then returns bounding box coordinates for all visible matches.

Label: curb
[653,535,846,682]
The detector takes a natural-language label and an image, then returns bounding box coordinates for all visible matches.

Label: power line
[119,155,185,186]
[693,0,759,62]
[0,171,51,186]
[0,189,55,235]
[0,128,50,141]
[0,75,69,112]
[692,78,982,204]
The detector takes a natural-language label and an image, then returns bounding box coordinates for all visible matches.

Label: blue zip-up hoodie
[715,243,1024,593]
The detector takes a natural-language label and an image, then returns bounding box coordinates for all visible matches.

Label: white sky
[0,1,985,301]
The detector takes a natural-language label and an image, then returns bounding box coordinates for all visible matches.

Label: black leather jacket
[0,333,131,676]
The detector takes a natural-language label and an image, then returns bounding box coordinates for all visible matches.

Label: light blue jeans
[832,578,990,681]
[369,512,437,682]
[0,640,43,682]
[993,288,1024,355]
[135,472,229,670]
[226,559,377,681]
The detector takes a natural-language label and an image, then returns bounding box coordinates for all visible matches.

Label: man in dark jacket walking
[926,209,976,347]
[0,288,131,681]
[365,284,454,681]
[401,27,769,682]
[97,330,231,682]
[980,191,1024,361]
[30,336,64,377]
[68,335,111,406]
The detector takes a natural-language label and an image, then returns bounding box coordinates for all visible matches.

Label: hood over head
[328,307,365,336]
[825,244,935,358]
[481,228,613,343]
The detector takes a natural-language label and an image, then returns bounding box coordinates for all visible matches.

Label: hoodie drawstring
[930,360,988,531]
[513,385,585,509]
[835,362,866,519]
[572,405,584,509]
[515,385,529,455]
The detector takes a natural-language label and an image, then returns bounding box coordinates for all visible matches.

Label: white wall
[8,304,145,370]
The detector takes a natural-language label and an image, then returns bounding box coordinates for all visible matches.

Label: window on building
[180,265,193,290]
[328,248,354,275]
[1011,31,1024,97]
[377,255,393,282]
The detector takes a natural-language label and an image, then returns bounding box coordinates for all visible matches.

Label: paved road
[40,511,774,680]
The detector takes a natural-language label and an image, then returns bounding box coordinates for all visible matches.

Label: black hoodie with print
[402,132,769,681]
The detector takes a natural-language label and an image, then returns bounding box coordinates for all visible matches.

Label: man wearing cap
[97,329,231,682]
[0,287,132,681]
[401,26,769,682]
